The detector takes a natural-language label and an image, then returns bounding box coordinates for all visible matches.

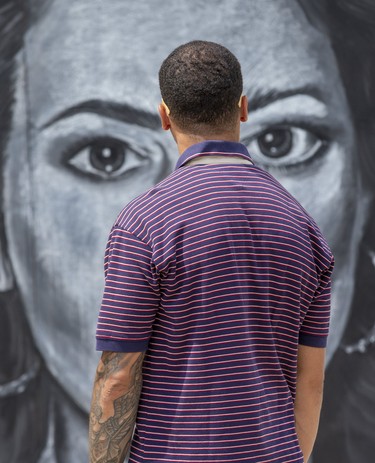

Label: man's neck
[174,132,241,155]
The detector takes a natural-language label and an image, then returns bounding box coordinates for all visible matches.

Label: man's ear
[0,235,14,291]
[158,103,171,131]
[239,95,248,123]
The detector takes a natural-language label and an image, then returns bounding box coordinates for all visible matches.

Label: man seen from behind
[89,40,334,463]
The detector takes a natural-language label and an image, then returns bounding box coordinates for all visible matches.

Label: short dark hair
[159,40,243,133]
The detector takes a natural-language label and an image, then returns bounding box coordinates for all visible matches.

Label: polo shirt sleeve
[96,226,160,353]
[299,257,334,348]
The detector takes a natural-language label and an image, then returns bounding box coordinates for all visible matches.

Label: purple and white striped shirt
[96,140,334,463]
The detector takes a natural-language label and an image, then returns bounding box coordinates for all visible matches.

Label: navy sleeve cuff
[298,333,327,348]
[96,337,149,352]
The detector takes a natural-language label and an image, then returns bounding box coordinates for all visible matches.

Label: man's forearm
[89,351,145,463]
[293,345,326,463]
[294,377,324,463]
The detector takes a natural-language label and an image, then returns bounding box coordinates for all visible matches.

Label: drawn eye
[66,138,147,180]
[243,126,326,167]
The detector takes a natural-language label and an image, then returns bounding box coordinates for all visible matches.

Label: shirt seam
[111,224,161,277]
[112,224,153,253]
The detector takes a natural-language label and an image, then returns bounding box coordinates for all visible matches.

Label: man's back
[96,141,333,463]
[90,41,333,463]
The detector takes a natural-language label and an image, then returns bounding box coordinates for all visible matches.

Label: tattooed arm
[89,351,145,463]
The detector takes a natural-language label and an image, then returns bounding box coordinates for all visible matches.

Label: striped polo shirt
[96,140,334,463]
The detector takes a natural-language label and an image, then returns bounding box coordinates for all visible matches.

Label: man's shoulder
[256,166,334,267]
[113,168,182,236]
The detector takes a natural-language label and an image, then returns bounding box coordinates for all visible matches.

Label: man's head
[158,40,248,138]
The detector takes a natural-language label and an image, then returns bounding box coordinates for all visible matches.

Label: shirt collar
[175,140,254,170]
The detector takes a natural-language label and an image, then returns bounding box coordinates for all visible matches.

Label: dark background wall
[0,1,374,462]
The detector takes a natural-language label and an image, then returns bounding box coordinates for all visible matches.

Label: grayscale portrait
[0,0,374,462]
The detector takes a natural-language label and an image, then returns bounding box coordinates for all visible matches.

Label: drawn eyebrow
[40,99,161,130]
[248,85,326,112]
[41,86,325,129]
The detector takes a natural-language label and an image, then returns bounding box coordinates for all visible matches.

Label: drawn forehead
[26,0,335,127]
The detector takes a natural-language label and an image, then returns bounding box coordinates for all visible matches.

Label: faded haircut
[159,40,243,133]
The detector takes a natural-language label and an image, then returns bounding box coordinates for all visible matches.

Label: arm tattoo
[89,352,145,463]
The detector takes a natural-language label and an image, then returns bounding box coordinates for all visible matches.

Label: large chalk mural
[0,0,374,462]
